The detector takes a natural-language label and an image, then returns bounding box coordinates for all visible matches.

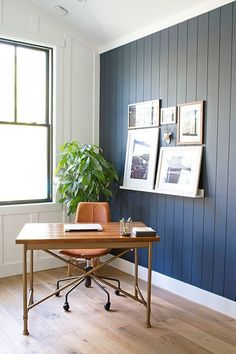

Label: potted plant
[55,141,118,215]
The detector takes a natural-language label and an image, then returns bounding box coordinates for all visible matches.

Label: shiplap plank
[141,35,153,266]
[128,43,136,232]
[156,194,166,273]
[177,22,188,103]
[136,38,144,102]
[114,47,123,221]
[120,44,129,227]
[168,25,178,106]
[172,22,187,280]
[163,25,178,277]
[144,35,152,100]
[110,50,117,218]
[141,192,150,268]
[129,41,137,104]
[110,50,117,164]
[122,46,129,163]
[181,18,197,283]
[202,8,220,292]
[149,193,158,270]
[224,2,236,301]
[164,196,174,277]
[102,53,111,161]
[173,197,184,280]
[150,32,161,270]
[99,54,105,150]
[156,29,169,274]
[120,45,130,224]
[160,28,169,108]
[151,32,160,100]
[191,13,208,288]
[213,4,233,296]
[135,38,145,264]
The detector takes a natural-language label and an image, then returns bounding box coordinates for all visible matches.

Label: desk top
[16,222,160,245]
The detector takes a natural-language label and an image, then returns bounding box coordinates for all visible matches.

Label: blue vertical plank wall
[99,3,236,302]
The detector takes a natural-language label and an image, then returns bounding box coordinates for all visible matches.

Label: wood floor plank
[0,266,235,354]
[154,298,236,346]
[159,317,236,354]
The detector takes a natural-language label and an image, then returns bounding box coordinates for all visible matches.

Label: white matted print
[123,128,159,190]
[177,101,203,144]
[160,106,176,125]
[155,146,203,197]
[128,100,160,129]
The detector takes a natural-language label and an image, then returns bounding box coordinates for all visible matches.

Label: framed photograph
[160,106,176,125]
[155,146,203,197]
[177,100,204,144]
[123,127,159,190]
[128,99,160,129]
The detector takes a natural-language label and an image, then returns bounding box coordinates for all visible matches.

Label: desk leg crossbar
[22,244,153,335]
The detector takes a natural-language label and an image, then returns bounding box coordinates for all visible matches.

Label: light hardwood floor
[0,266,236,354]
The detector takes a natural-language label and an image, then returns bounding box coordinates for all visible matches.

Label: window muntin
[0,39,52,205]
[0,43,15,122]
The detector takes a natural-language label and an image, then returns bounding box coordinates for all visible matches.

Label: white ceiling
[28,0,233,52]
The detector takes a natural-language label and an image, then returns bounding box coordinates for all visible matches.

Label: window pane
[0,125,49,202]
[17,47,47,124]
[0,43,15,122]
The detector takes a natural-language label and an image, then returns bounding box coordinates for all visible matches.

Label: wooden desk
[16,222,160,335]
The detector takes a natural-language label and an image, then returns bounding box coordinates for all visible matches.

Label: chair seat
[59,248,109,259]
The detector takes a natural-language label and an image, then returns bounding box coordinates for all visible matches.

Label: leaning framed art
[128,99,160,129]
[155,146,203,197]
[123,127,159,190]
[177,101,204,145]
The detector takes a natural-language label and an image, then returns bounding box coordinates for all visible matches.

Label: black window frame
[0,37,53,206]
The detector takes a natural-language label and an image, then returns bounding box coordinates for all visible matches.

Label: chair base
[55,267,121,312]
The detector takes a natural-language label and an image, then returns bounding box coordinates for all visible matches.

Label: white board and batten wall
[0,0,100,278]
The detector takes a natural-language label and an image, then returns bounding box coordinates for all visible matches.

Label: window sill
[0,201,63,215]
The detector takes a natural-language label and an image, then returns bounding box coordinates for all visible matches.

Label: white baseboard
[103,254,236,319]
[0,257,62,278]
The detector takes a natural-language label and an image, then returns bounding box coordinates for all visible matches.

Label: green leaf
[55,140,118,215]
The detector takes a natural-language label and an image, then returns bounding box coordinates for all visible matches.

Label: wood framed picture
[160,106,176,125]
[123,127,159,190]
[177,100,204,145]
[155,146,203,197]
[128,99,160,129]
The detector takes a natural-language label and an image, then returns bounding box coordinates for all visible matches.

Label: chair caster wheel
[115,290,120,295]
[55,291,60,297]
[63,302,70,311]
[104,302,111,311]
[85,276,91,288]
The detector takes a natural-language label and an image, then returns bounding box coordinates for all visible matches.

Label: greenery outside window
[0,38,53,205]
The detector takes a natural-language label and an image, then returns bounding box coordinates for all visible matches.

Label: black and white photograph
[155,146,203,197]
[160,106,176,125]
[177,101,204,144]
[128,99,160,129]
[123,128,159,190]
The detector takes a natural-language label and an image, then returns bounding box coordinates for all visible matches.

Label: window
[0,38,53,205]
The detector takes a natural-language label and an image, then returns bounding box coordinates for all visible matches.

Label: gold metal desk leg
[23,244,29,335]
[145,242,152,328]
[134,248,138,298]
[29,250,34,305]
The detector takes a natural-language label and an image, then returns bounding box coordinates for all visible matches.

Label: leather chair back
[75,202,111,223]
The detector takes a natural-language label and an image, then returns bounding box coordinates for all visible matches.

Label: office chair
[56,202,121,312]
